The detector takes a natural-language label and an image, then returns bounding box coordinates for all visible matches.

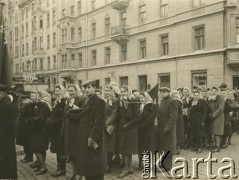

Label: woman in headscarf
[138,92,157,169]
[171,90,184,155]
[30,90,51,175]
[46,85,67,177]
[189,91,208,153]
[117,85,141,178]
[62,84,85,180]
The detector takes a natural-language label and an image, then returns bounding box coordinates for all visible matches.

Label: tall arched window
[105,13,110,35]
[91,19,96,38]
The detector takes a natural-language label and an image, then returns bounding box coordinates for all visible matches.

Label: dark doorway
[233,76,239,89]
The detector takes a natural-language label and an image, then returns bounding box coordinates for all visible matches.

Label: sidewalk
[16,133,239,179]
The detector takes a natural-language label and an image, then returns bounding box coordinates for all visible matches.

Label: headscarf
[54,85,66,107]
[140,92,153,113]
[171,90,183,104]
[39,90,52,111]
[109,81,121,97]
[119,85,132,109]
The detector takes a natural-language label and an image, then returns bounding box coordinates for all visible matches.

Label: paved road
[17,133,239,180]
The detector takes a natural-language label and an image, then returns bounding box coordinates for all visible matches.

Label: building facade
[9,0,239,91]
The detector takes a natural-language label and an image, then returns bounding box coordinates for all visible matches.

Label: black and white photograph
[0,0,239,179]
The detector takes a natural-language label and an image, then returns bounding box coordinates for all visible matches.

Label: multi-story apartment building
[11,0,58,90]
[9,0,239,91]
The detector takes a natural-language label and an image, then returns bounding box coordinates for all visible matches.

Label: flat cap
[159,87,171,92]
[219,82,227,89]
[211,87,219,91]
[82,79,96,87]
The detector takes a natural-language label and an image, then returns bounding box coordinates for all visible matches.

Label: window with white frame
[160,0,168,18]
[139,4,146,24]
[105,47,111,64]
[71,27,75,42]
[91,50,97,66]
[161,35,169,55]
[191,71,207,89]
[92,21,96,38]
[139,39,146,59]
[105,17,110,35]
[194,26,204,50]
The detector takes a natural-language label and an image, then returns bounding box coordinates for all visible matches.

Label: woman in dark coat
[62,84,85,179]
[138,92,157,168]
[117,85,141,178]
[104,85,119,172]
[189,91,208,153]
[0,86,17,179]
[47,85,67,177]
[30,91,51,175]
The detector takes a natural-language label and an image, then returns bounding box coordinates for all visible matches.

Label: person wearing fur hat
[46,85,67,177]
[30,91,51,175]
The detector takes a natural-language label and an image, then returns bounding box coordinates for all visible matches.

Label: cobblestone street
[16,134,239,180]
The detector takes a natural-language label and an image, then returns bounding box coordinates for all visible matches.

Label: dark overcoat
[48,98,66,154]
[209,95,225,135]
[189,99,208,138]
[31,101,51,153]
[118,99,141,155]
[76,94,107,177]
[63,96,85,157]
[138,103,157,153]
[157,95,178,156]
[0,94,17,179]
[174,99,184,148]
[105,97,119,152]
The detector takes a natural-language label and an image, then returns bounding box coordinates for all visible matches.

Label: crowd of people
[0,81,239,180]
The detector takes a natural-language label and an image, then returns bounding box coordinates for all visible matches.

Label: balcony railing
[110,0,129,11]
[111,25,129,44]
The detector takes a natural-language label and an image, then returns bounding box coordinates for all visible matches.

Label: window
[105,17,110,34]
[194,26,204,50]
[47,57,50,70]
[139,75,147,92]
[22,62,25,72]
[62,54,67,69]
[21,25,24,38]
[71,54,75,68]
[26,6,28,18]
[105,47,111,64]
[40,58,44,70]
[15,27,18,40]
[105,78,110,86]
[92,0,96,10]
[236,18,239,43]
[78,1,81,15]
[121,44,127,61]
[121,11,127,25]
[62,28,67,43]
[22,44,24,57]
[26,43,29,55]
[53,10,56,25]
[71,27,75,42]
[40,36,43,49]
[160,0,168,18]
[32,2,35,12]
[158,74,170,88]
[71,5,75,16]
[53,32,56,47]
[91,50,97,66]
[39,16,43,29]
[53,55,56,69]
[161,35,169,55]
[21,8,24,20]
[33,36,37,51]
[139,5,146,24]
[26,23,28,37]
[47,13,50,27]
[15,46,19,58]
[120,76,128,86]
[62,9,65,17]
[15,63,19,74]
[192,71,207,89]
[32,16,36,31]
[139,39,146,59]
[78,27,82,42]
[92,22,96,38]
[47,35,50,49]
[193,0,205,8]
[78,53,82,67]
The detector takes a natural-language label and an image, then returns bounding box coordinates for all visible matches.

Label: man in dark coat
[76,80,106,180]
[0,84,17,179]
[157,87,178,172]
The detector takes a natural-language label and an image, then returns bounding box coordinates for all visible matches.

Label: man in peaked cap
[219,83,227,90]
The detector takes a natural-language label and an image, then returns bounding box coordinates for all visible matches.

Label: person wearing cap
[76,80,106,180]
[0,84,17,179]
[208,87,225,152]
[30,91,51,175]
[46,85,67,177]
[62,84,85,180]
[157,87,178,173]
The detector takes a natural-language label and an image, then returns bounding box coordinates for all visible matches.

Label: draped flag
[0,3,11,85]
[148,83,159,105]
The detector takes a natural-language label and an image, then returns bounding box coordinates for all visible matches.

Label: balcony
[111,25,129,44]
[110,0,129,11]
